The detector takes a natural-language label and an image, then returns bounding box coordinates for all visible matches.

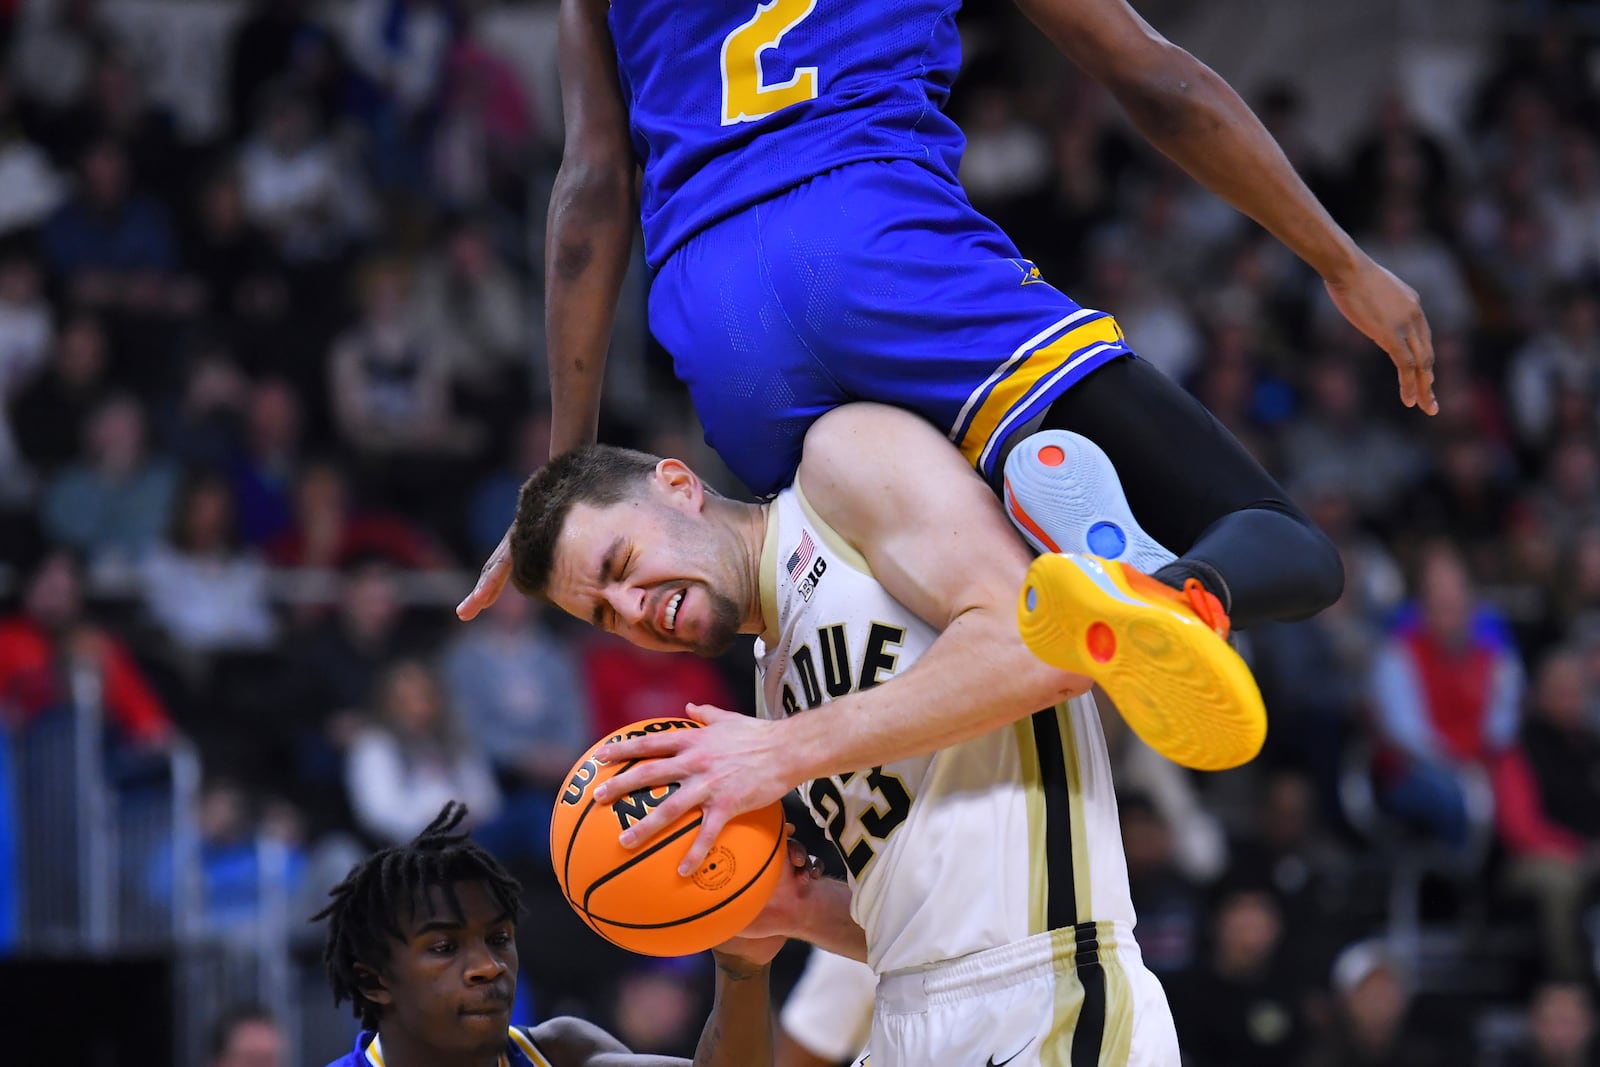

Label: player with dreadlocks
[314,801,800,1067]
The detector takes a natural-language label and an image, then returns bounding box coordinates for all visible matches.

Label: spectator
[1279,354,1426,519]
[0,245,52,398]
[1508,982,1600,1067]
[162,349,250,471]
[0,246,52,499]
[1227,770,1348,954]
[183,168,289,338]
[1358,196,1474,334]
[430,13,539,210]
[1508,285,1600,452]
[1121,792,1208,975]
[0,548,171,745]
[345,658,500,846]
[468,409,548,558]
[1300,940,1444,1067]
[1100,699,1227,885]
[207,1003,286,1067]
[959,85,1051,226]
[1560,524,1600,631]
[1367,542,1524,851]
[1503,647,1600,980]
[1167,883,1307,1067]
[277,560,414,836]
[1398,429,1518,572]
[5,0,109,112]
[238,87,368,266]
[140,469,278,654]
[1343,89,1455,235]
[346,0,457,191]
[228,377,302,548]
[602,955,709,1058]
[1081,231,1202,384]
[264,459,443,571]
[41,393,179,567]
[0,72,63,236]
[581,630,738,739]
[51,49,183,204]
[41,137,181,315]
[1532,437,1600,556]
[440,591,589,859]
[225,0,332,140]
[144,778,307,932]
[1541,131,1600,282]
[412,214,529,414]
[7,307,110,475]
[329,256,472,458]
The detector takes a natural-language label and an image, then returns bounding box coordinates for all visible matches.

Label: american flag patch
[787,531,816,583]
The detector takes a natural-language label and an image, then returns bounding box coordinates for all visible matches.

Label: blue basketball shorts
[648,159,1136,497]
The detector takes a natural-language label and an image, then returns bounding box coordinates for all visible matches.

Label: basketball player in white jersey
[778,948,877,1067]
[508,403,1196,1064]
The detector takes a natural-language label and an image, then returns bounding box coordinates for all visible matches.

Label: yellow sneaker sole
[1018,553,1267,771]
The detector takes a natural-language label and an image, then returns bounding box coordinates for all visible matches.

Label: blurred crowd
[4,0,1600,1064]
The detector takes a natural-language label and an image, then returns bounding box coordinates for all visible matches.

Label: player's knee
[1278,514,1344,620]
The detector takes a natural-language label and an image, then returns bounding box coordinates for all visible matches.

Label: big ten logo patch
[797,555,827,601]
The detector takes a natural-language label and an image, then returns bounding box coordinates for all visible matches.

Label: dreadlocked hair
[311,801,524,1029]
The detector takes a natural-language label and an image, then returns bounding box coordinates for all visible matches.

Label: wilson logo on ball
[612,782,680,830]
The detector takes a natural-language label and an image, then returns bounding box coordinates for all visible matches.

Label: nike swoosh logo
[985,1037,1035,1067]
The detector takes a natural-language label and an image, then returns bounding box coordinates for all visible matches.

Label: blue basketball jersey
[324,1026,552,1067]
[609,0,968,268]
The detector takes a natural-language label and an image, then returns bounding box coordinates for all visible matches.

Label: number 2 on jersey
[720,0,819,126]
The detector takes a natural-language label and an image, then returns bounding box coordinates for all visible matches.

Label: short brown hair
[509,445,660,598]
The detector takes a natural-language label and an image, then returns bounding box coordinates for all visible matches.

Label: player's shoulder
[796,403,967,535]
[522,1016,632,1066]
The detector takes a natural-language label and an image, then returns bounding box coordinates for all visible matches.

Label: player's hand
[711,831,825,968]
[457,527,513,620]
[592,703,796,875]
[1323,256,1437,415]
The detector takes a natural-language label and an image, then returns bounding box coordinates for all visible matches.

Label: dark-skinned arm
[459,0,637,622]
[1014,0,1436,413]
[532,951,778,1067]
[545,0,639,456]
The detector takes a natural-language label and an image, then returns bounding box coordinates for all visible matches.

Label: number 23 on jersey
[720,0,820,125]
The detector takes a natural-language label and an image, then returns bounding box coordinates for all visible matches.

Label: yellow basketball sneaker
[1017,553,1266,771]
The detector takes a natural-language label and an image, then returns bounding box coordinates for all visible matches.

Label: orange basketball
[549,717,786,957]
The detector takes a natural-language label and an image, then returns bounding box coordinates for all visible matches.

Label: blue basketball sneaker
[1005,430,1265,772]
[1002,430,1175,572]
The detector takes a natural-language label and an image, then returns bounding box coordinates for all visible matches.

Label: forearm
[785,877,868,962]
[543,160,636,455]
[1109,45,1360,281]
[690,958,775,1067]
[783,608,1080,783]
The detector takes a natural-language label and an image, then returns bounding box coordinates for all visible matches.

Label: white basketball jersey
[753,482,1135,975]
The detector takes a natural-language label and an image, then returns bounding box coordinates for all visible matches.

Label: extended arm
[534,955,774,1067]
[458,0,636,622]
[1015,0,1435,413]
[545,0,639,456]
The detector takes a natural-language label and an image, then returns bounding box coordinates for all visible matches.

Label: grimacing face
[545,462,746,657]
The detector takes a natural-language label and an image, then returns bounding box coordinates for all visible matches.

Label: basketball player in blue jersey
[459,0,1437,768]
[314,802,800,1067]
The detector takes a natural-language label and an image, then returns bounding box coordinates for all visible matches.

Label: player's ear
[355,963,393,1008]
[654,458,705,511]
